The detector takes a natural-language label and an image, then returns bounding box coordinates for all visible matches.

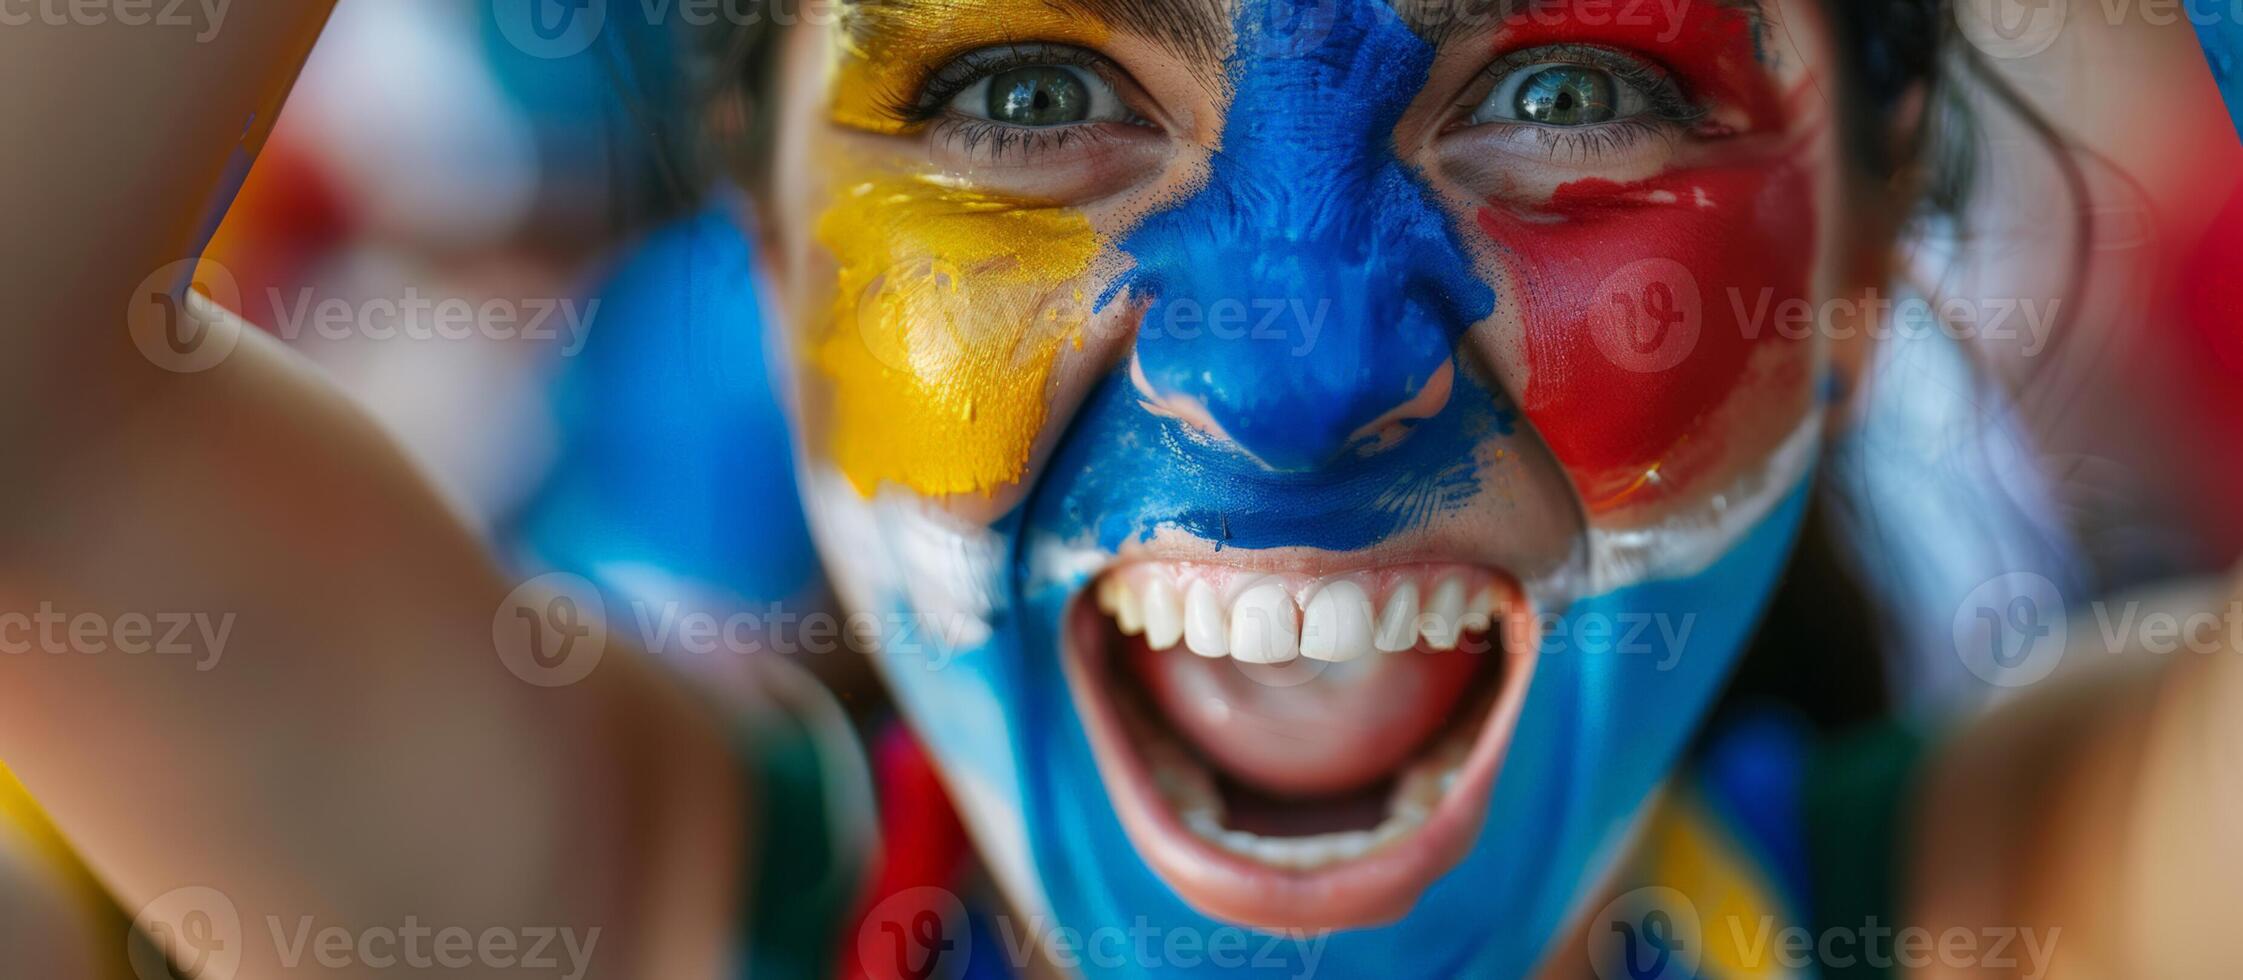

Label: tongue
[1126,634,1485,798]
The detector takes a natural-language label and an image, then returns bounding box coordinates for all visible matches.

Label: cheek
[810,176,1101,498]
[1478,152,1817,511]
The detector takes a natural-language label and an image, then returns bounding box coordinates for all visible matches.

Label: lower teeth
[1145,722,1477,872]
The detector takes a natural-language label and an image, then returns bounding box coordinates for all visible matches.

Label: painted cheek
[1475,8,1810,510]
[812,178,1102,497]
[1479,156,1815,510]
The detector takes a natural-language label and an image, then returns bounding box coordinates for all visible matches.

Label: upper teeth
[1098,566,1502,665]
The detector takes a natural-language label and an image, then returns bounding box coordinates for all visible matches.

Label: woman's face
[766,0,1856,969]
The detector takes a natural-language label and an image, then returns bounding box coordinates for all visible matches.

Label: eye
[952,64,1127,127]
[924,45,1135,129]
[1473,62,1652,127]
[1458,45,1702,135]
[911,45,1157,172]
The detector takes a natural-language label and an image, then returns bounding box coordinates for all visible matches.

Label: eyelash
[886,43,1142,162]
[923,116,1126,161]
[891,43,1713,165]
[1461,44,1710,160]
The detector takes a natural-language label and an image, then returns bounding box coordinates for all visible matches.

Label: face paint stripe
[1098,0,1498,474]
[813,178,1103,497]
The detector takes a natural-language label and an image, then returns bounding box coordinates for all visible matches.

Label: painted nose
[1099,0,1495,473]
[1129,243,1463,473]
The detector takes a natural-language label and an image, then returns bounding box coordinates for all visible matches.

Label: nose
[1129,239,1464,472]
[1103,0,1494,474]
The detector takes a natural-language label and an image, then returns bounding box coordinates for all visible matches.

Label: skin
[765,0,1850,944]
[0,1,2236,977]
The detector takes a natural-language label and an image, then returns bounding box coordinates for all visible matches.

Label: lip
[1060,559,1541,930]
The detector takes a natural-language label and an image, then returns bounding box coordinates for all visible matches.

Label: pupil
[988,67,1090,127]
[1516,67,1618,125]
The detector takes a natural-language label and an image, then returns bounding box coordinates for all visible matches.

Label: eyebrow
[844,0,1233,65]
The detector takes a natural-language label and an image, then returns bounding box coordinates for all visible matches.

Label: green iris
[986,66,1092,127]
[1515,66,1620,126]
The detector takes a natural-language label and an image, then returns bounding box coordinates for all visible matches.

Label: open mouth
[1062,560,1539,930]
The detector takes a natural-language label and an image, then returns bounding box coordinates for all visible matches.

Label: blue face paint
[1051,0,1502,554]
[1099,0,1495,473]
[1013,480,1810,978]
[2192,0,2243,133]
[860,4,1814,975]
[1032,370,1512,554]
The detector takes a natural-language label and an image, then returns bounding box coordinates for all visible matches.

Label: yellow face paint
[828,0,1111,134]
[811,176,1102,497]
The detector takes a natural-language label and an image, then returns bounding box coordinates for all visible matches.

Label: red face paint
[1475,5,1817,510]
[1495,1,1785,131]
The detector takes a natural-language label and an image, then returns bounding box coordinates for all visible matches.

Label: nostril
[1116,231,1477,472]
[1129,349,1459,473]
[1128,354,1240,446]
[1348,360,1456,455]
